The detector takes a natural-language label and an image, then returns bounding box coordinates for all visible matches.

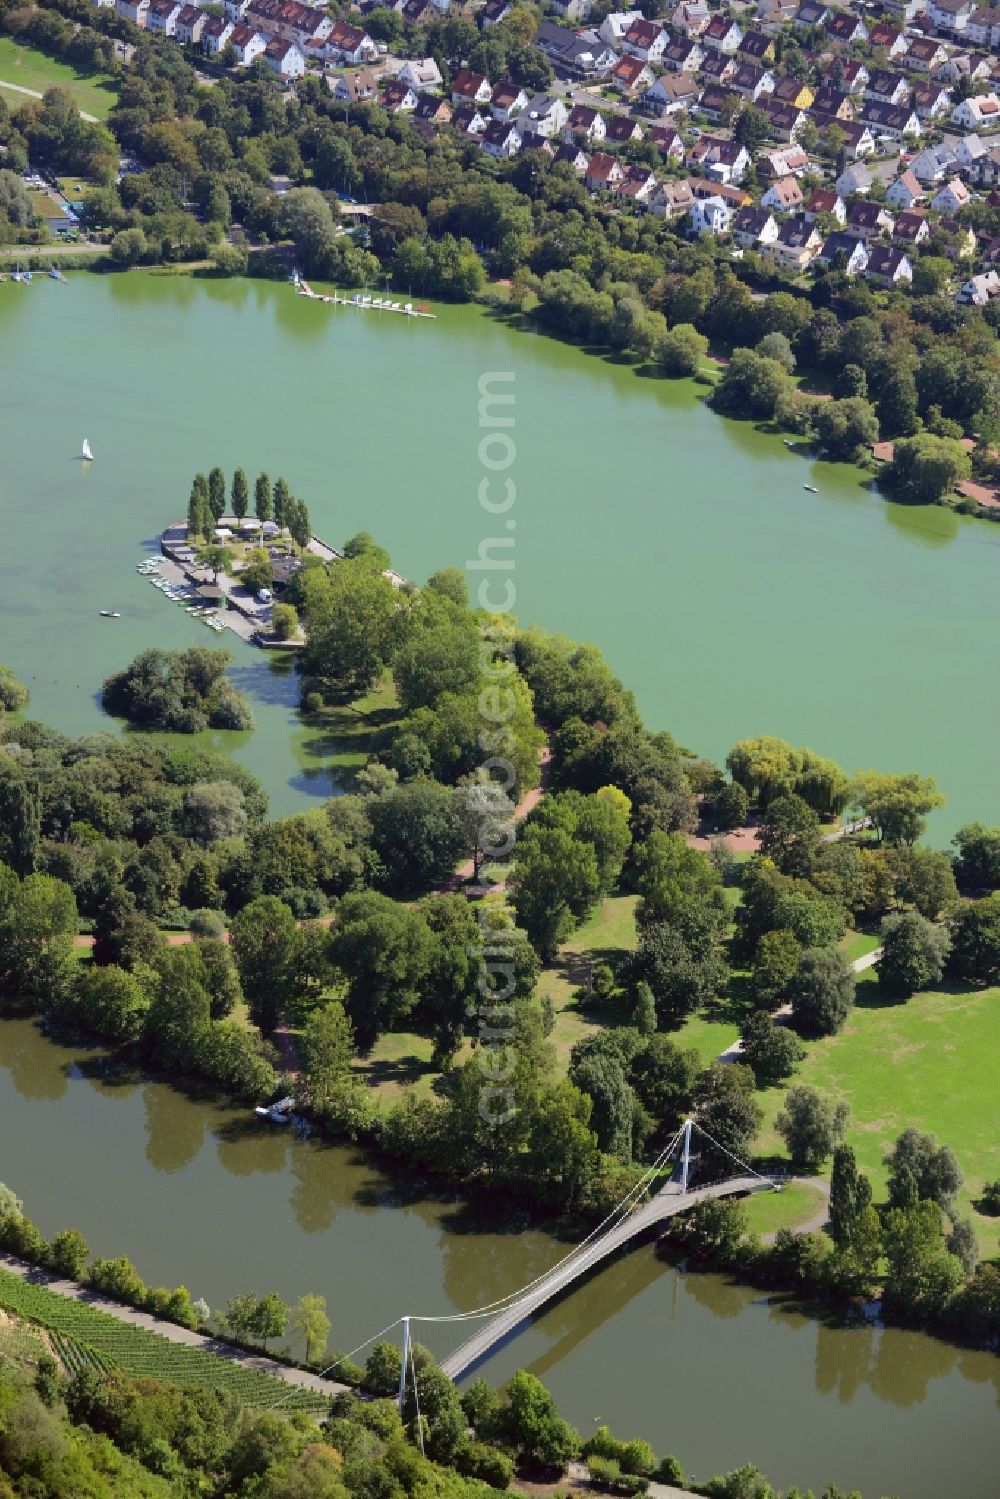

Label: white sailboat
[81,438,93,462]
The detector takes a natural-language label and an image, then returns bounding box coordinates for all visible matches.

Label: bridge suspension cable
[406,1124,688,1328]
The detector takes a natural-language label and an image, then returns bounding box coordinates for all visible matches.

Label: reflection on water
[1,1014,998,1499]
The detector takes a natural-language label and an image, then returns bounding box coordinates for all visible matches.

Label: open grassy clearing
[303,676,403,790]
[0,38,119,117]
[0,1269,328,1411]
[740,1180,828,1239]
[840,928,882,963]
[756,984,1000,1256]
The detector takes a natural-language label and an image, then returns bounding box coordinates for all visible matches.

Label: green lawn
[0,37,119,118]
[840,928,882,963]
[741,1180,828,1239]
[300,677,403,791]
[757,984,1000,1256]
[537,895,639,1066]
[350,1028,438,1103]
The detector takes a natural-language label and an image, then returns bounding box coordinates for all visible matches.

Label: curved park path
[0,78,98,120]
[0,1252,346,1399]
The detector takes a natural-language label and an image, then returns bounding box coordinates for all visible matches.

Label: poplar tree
[207,466,226,522]
[254,471,272,522]
[273,477,291,529]
[231,467,249,521]
[187,474,210,540]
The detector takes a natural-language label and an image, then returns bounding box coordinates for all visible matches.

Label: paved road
[717,944,882,1065]
[0,78,98,121]
[0,1253,347,1398]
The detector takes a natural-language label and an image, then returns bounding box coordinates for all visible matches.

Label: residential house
[697,85,739,123]
[479,0,512,24]
[264,38,303,76]
[598,9,643,44]
[762,174,804,210]
[699,51,735,82]
[223,0,251,20]
[757,143,809,178]
[955,134,986,168]
[672,0,710,34]
[910,141,957,180]
[803,187,846,221]
[481,120,521,156]
[451,69,492,105]
[968,143,1000,183]
[146,0,182,35]
[606,115,646,144]
[398,57,444,91]
[794,0,829,27]
[847,199,896,240]
[866,245,913,284]
[882,0,927,21]
[937,218,978,257]
[927,0,976,33]
[817,231,870,273]
[756,0,798,27]
[811,86,854,119]
[614,163,659,203]
[865,69,910,105]
[826,11,867,43]
[952,94,1000,128]
[174,5,207,43]
[585,151,625,191]
[200,16,233,52]
[381,79,419,111]
[648,124,685,159]
[331,68,379,103]
[730,61,774,98]
[565,104,607,143]
[450,104,489,134]
[861,101,922,138]
[737,29,775,62]
[687,176,750,205]
[414,94,452,124]
[228,23,266,62]
[325,20,377,63]
[893,209,931,247]
[552,142,590,171]
[650,178,696,217]
[518,93,569,138]
[689,194,734,234]
[732,205,779,247]
[687,135,751,183]
[661,36,703,70]
[913,81,953,117]
[906,36,950,70]
[622,17,669,61]
[701,14,743,51]
[643,73,702,113]
[966,4,1000,44]
[932,175,972,210]
[535,21,619,75]
[820,58,868,95]
[398,0,433,25]
[818,117,875,157]
[868,21,908,55]
[611,55,653,95]
[247,0,332,48]
[836,160,874,196]
[767,213,823,267]
[886,168,926,208]
[771,75,813,107]
[549,0,592,18]
[116,0,149,26]
[757,96,808,139]
[957,269,1000,302]
[489,81,528,120]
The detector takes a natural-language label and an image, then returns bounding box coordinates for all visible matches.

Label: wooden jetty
[295,279,435,319]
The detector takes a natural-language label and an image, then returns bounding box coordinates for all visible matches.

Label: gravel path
[0,78,98,120]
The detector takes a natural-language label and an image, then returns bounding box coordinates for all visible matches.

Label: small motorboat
[99,610,121,618]
[803,484,818,493]
[783,439,795,449]
[81,438,93,462]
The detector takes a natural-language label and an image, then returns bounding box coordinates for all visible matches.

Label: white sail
[81,438,93,461]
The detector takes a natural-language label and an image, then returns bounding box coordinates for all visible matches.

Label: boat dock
[294,279,435,319]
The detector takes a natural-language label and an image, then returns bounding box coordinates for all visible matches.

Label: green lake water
[0,1016,997,1499]
[0,271,997,835]
[1,272,1000,1496]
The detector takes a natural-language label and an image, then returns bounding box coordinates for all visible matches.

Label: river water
[0,1016,997,1499]
[0,271,998,835]
[1,273,999,1495]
